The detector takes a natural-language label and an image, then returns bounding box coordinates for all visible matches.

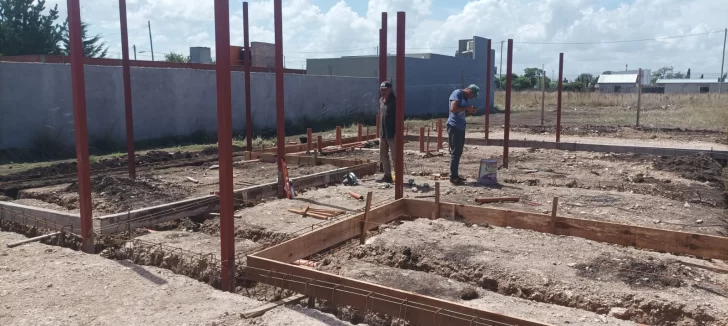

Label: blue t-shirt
[447,89,467,130]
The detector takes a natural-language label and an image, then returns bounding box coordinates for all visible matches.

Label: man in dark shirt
[447,84,479,184]
[377,81,396,183]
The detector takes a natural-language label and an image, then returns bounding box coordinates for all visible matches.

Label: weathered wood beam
[253,199,405,262]
[246,256,550,326]
[404,199,728,260]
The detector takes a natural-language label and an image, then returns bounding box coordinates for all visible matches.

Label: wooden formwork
[247,198,728,325]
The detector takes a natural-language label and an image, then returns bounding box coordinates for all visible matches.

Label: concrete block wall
[0,62,378,149]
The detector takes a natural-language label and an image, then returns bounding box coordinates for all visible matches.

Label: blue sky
[43,0,728,78]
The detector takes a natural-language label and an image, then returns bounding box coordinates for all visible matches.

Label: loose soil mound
[65,175,189,212]
[574,254,704,289]
[653,154,724,187]
[0,149,213,182]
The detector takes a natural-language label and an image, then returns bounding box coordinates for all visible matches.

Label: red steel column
[556,53,564,143]
[437,118,443,150]
[274,0,286,198]
[503,39,513,169]
[214,0,235,292]
[358,124,362,142]
[394,12,405,199]
[419,127,425,152]
[118,0,136,179]
[243,2,253,151]
[379,13,387,83]
[484,38,492,142]
[306,128,313,151]
[68,0,94,254]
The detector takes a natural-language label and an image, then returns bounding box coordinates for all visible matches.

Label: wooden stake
[317,135,323,154]
[550,197,559,232]
[358,124,362,142]
[360,192,373,245]
[435,182,440,219]
[437,119,443,150]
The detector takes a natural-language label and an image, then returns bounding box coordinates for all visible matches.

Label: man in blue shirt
[447,84,479,184]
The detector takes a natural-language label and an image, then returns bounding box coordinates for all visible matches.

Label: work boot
[449,176,465,185]
[376,174,393,183]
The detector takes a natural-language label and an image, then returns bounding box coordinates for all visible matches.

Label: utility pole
[133,44,137,60]
[540,64,545,126]
[720,28,726,94]
[636,68,642,126]
[147,21,155,61]
[499,40,504,81]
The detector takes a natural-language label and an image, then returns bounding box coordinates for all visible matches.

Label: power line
[513,30,724,45]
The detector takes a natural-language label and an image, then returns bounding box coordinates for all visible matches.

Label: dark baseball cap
[380,81,392,88]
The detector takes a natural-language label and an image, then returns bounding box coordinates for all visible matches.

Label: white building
[596,74,639,93]
[655,79,723,94]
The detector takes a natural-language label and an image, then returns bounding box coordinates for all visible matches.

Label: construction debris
[474,197,521,204]
[288,206,345,220]
[185,177,200,184]
[349,192,363,200]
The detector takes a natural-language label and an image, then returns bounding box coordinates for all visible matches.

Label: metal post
[394,11,406,200]
[68,0,94,254]
[503,39,513,169]
[336,126,342,146]
[358,124,362,142]
[119,0,136,179]
[214,0,235,292]
[243,2,253,151]
[720,28,726,94]
[484,38,492,140]
[437,118,443,150]
[274,0,286,199]
[556,53,564,143]
[637,68,643,126]
[307,128,313,151]
[540,64,545,126]
[419,127,425,153]
[499,40,503,80]
[133,44,137,60]
[147,21,154,61]
[379,13,387,84]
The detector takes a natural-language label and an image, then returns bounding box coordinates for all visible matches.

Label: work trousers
[447,125,466,179]
[379,137,396,176]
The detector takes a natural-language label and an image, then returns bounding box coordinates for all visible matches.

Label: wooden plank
[254,200,405,262]
[404,199,728,260]
[246,256,549,326]
[240,294,307,318]
[360,192,373,245]
[6,232,61,248]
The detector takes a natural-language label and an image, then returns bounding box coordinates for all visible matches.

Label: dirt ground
[0,231,357,326]
[2,127,728,325]
[4,160,340,215]
[319,218,728,325]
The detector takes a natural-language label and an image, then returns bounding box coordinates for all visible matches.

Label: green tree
[164,51,190,63]
[60,20,108,58]
[686,68,691,79]
[576,73,595,86]
[512,76,533,91]
[0,0,65,55]
[601,71,612,75]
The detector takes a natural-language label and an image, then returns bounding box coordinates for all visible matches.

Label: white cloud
[48,0,727,78]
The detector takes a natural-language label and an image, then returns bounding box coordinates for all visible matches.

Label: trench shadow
[112,260,168,285]
[291,198,356,213]
[282,304,357,326]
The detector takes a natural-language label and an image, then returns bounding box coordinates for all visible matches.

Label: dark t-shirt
[380,93,396,139]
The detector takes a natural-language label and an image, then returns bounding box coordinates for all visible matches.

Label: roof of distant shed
[597,74,638,84]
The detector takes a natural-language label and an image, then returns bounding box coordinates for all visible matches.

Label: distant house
[596,74,639,93]
[655,79,722,94]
